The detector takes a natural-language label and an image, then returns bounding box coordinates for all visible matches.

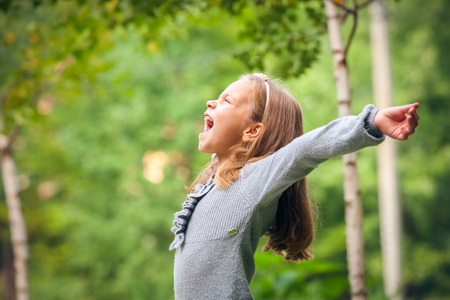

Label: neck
[216,153,227,167]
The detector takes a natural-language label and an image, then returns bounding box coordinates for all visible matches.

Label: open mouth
[204,115,214,133]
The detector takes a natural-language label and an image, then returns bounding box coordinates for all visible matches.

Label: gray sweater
[170,105,385,299]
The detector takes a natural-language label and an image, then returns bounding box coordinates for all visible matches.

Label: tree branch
[328,0,353,14]
[329,0,375,57]
[8,124,21,148]
[344,9,358,56]
[339,10,350,22]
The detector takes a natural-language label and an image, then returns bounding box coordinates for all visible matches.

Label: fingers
[384,103,420,122]
[397,103,417,116]
[409,107,420,127]
[407,105,419,129]
[402,103,420,139]
[400,111,418,140]
[406,114,416,134]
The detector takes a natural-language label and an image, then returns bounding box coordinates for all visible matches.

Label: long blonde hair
[189,74,316,262]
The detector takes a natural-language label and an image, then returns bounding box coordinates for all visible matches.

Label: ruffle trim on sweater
[169,176,215,250]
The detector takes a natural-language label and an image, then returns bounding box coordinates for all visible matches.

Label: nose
[206,100,217,109]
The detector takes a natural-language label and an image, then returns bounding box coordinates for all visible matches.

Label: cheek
[219,120,244,140]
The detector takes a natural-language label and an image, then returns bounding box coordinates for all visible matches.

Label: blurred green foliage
[0,0,449,299]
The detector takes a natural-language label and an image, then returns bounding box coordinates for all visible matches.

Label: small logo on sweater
[227,228,238,236]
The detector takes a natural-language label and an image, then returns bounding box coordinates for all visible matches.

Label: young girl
[169,73,419,299]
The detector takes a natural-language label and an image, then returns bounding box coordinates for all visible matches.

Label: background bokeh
[1,1,449,299]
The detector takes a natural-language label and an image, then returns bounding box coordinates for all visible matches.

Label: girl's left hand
[374,103,420,140]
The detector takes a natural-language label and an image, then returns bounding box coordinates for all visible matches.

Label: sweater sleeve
[239,104,385,205]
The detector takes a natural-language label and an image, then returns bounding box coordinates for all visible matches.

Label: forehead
[222,79,252,104]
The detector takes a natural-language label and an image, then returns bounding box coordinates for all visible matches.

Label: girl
[169,73,419,299]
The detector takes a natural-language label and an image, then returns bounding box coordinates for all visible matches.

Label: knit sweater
[170,105,385,300]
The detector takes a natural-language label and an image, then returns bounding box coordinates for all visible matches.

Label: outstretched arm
[374,103,420,140]
[241,105,386,205]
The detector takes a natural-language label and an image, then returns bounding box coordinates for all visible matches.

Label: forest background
[1,0,449,299]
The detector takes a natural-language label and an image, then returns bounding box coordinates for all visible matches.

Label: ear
[242,123,264,144]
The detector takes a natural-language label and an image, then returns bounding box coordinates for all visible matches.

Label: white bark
[370,1,403,299]
[324,1,367,299]
[1,134,29,300]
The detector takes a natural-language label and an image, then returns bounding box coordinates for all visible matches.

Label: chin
[199,149,213,155]
[198,143,209,154]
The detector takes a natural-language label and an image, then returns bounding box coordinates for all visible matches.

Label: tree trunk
[0,135,29,300]
[1,243,15,300]
[370,1,403,299]
[324,1,367,299]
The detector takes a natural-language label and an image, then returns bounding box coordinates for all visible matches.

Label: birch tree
[0,126,29,300]
[323,0,374,299]
[370,0,402,299]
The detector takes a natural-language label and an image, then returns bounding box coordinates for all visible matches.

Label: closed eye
[218,93,232,104]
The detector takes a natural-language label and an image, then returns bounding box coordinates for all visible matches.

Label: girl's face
[198,79,252,162]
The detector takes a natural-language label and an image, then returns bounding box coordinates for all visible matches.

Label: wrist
[373,110,381,129]
[364,107,384,138]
